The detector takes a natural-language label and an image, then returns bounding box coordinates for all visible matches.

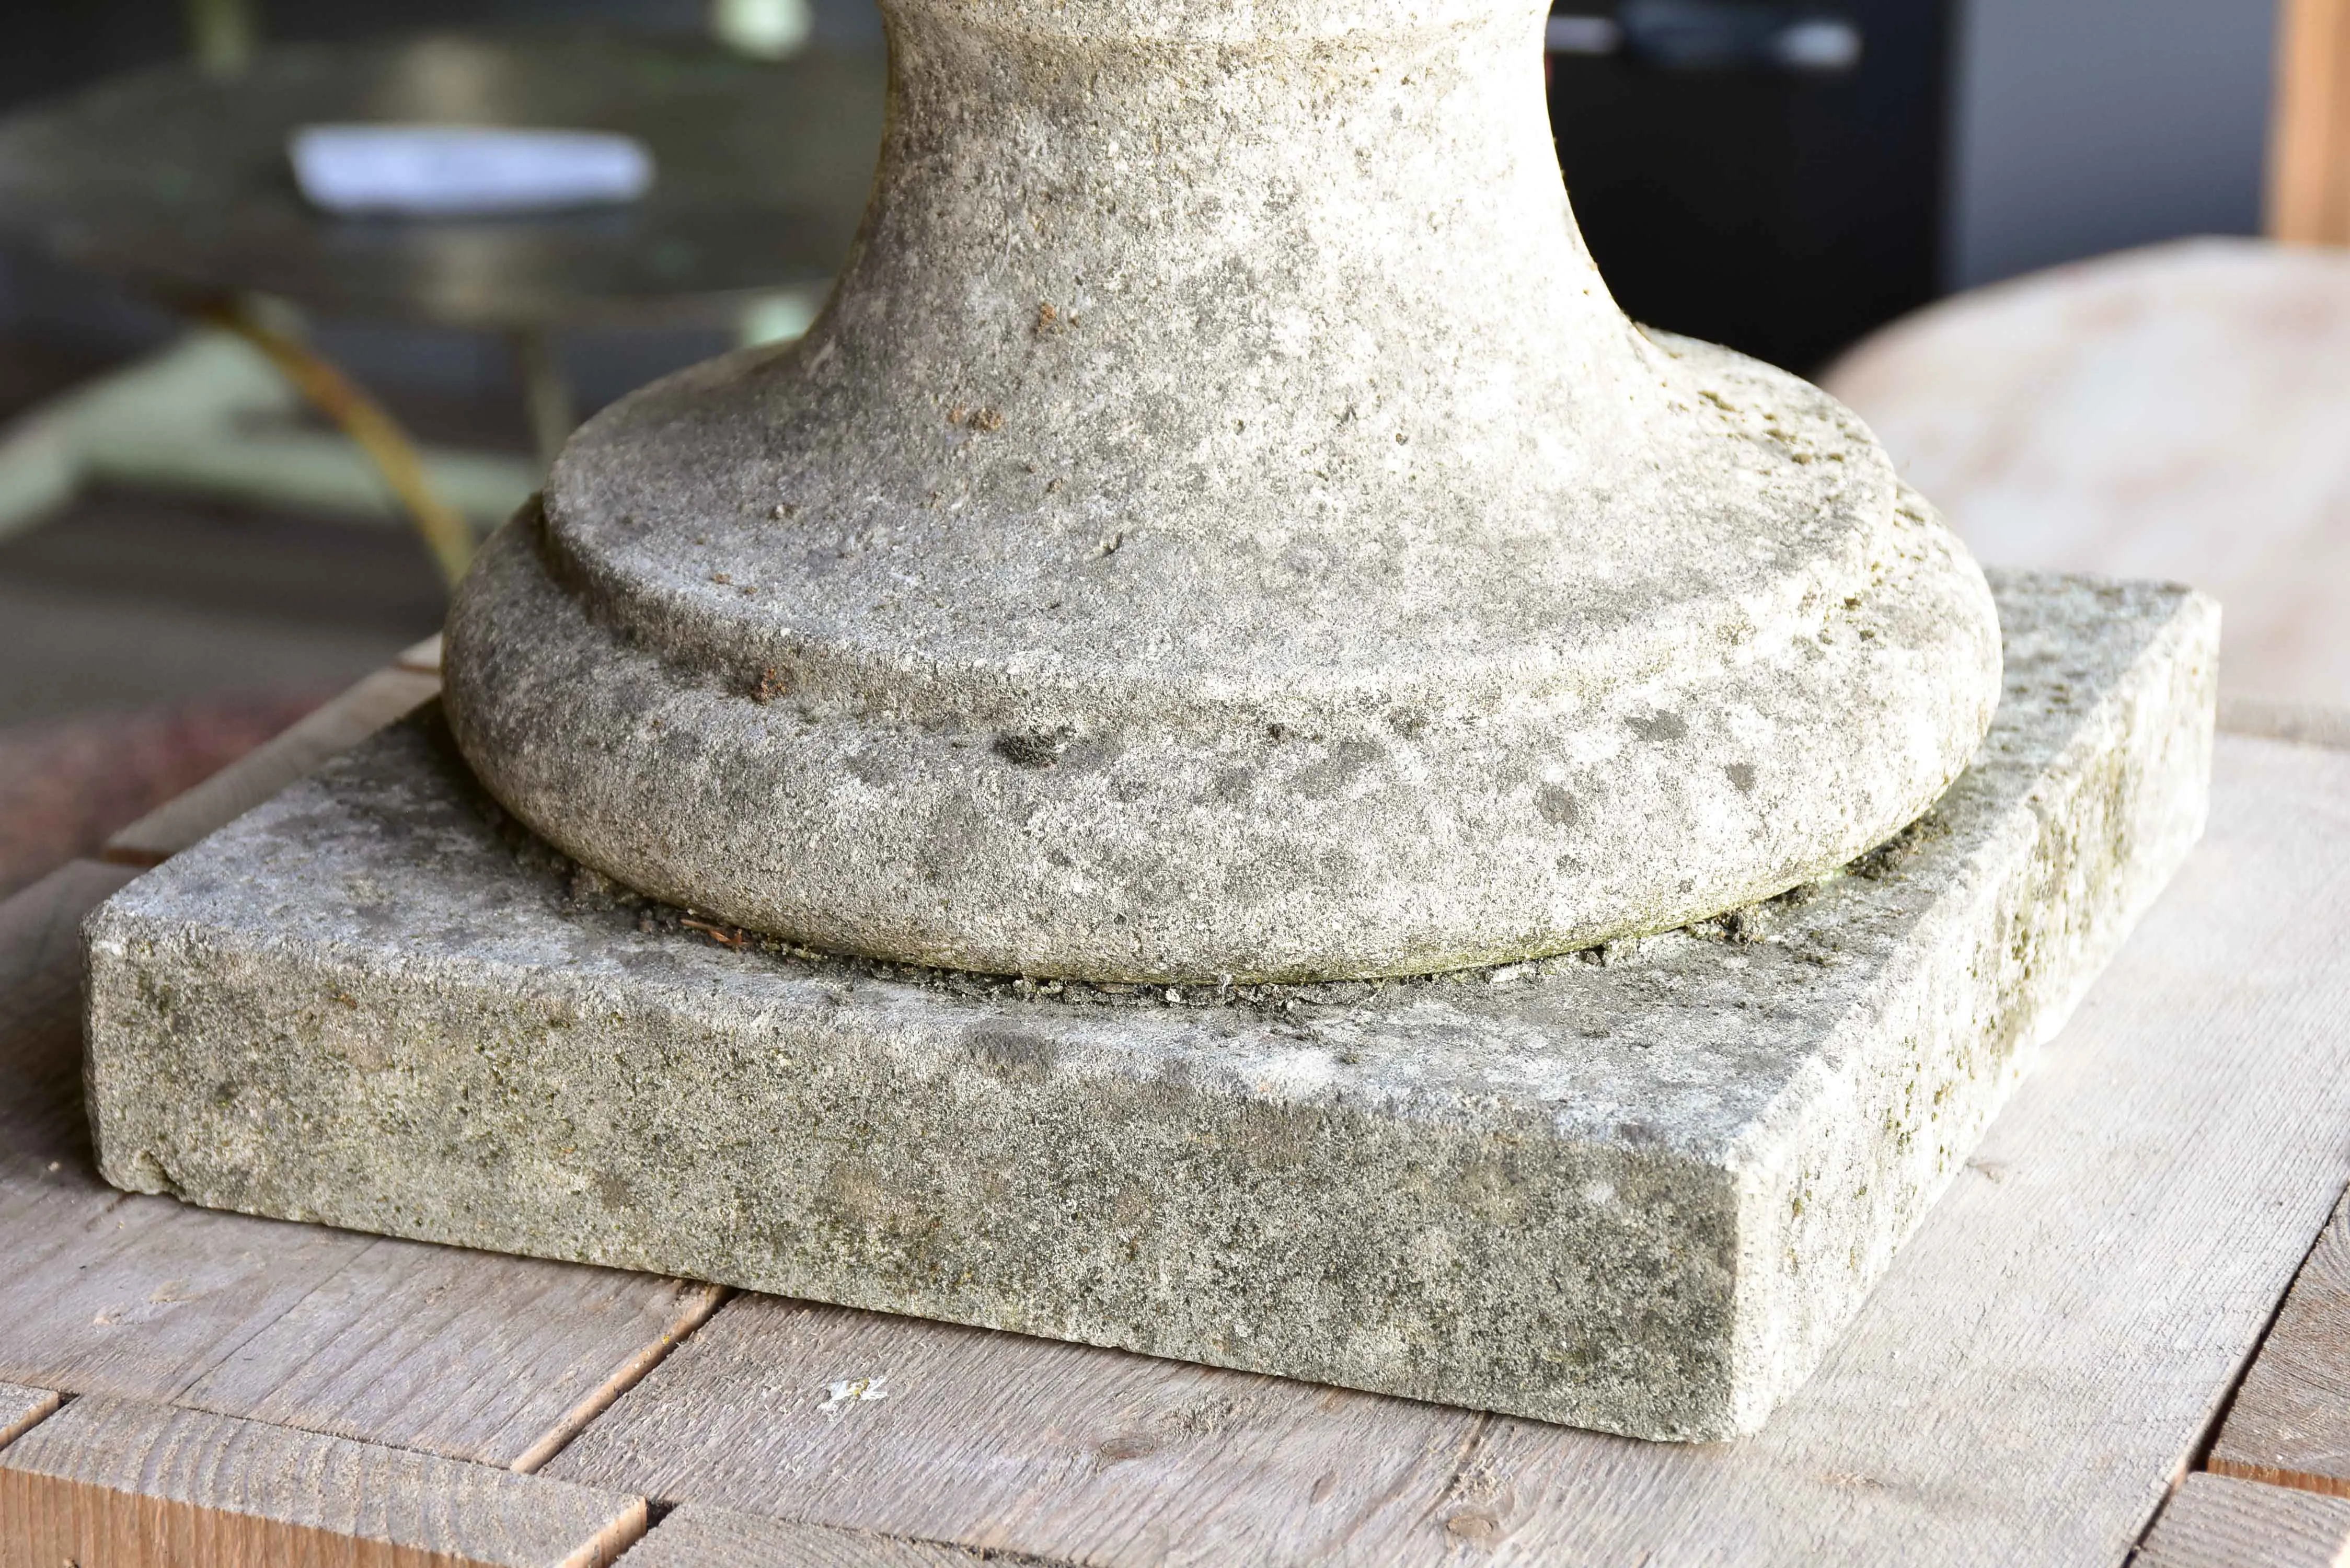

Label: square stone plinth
[82,572,2216,1441]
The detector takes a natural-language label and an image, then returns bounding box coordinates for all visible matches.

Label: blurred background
[0,0,2339,895]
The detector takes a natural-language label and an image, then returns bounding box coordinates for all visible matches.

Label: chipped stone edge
[1723,578,2218,1433]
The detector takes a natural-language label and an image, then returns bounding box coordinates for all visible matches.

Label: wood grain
[102,663,439,864]
[175,1241,724,1472]
[0,1393,644,1568]
[0,1381,58,1450]
[548,735,2350,1566]
[624,1506,1000,1567]
[555,1298,1478,1564]
[2213,1191,2350,1496]
[2137,1473,2350,1568]
[2271,0,2350,245]
[0,860,721,1470]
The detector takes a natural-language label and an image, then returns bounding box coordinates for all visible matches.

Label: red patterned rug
[0,697,322,900]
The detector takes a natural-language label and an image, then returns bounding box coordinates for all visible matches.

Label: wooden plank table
[0,638,2346,1564]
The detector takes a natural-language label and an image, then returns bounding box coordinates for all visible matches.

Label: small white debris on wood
[820,1373,890,1417]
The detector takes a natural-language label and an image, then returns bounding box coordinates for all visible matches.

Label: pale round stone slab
[445,0,2001,982]
[1825,237,2350,712]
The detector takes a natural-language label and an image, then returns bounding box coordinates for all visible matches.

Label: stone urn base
[83,572,2213,1440]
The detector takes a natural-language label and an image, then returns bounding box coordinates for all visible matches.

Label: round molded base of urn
[445,338,2000,983]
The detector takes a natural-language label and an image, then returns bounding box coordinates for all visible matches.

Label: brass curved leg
[200,301,477,587]
[510,327,576,474]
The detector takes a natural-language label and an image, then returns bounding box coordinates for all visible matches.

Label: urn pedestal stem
[443,0,2001,982]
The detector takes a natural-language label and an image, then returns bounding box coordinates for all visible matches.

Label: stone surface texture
[85,573,2212,1440]
[443,0,2003,984]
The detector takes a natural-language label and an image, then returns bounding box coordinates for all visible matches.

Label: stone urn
[443,0,2001,983]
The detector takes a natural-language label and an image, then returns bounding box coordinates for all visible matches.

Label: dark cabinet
[1547,0,1952,372]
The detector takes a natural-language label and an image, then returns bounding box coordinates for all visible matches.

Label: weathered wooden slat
[2137,1473,2350,1568]
[0,860,721,1470]
[179,1242,720,1472]
[2270,0,2350,246]
[0,1381,59,1450]
[624,1506,997,1567]
[102,664,439,865]
[0,1394,644,1568]
[2211,1191,2350,1496]
[176,1241,724,1472]
[556,1298,1476,1564]
[548,734,2350,1566]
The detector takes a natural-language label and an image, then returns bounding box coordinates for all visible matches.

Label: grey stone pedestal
[83,572,2214,1440]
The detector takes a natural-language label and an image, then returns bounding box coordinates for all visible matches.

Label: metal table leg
[201,300,477,585]
[510,327,577,475]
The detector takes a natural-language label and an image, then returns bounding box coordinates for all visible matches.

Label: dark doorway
[1546,0,1953,373]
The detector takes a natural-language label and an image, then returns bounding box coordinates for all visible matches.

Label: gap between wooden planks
[623,1504,1005,1566]
[2211,1188,2350,1497]
[0,1382,58,1449]
[0,1391,644,1568]
[2138,1472,2350,1568]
